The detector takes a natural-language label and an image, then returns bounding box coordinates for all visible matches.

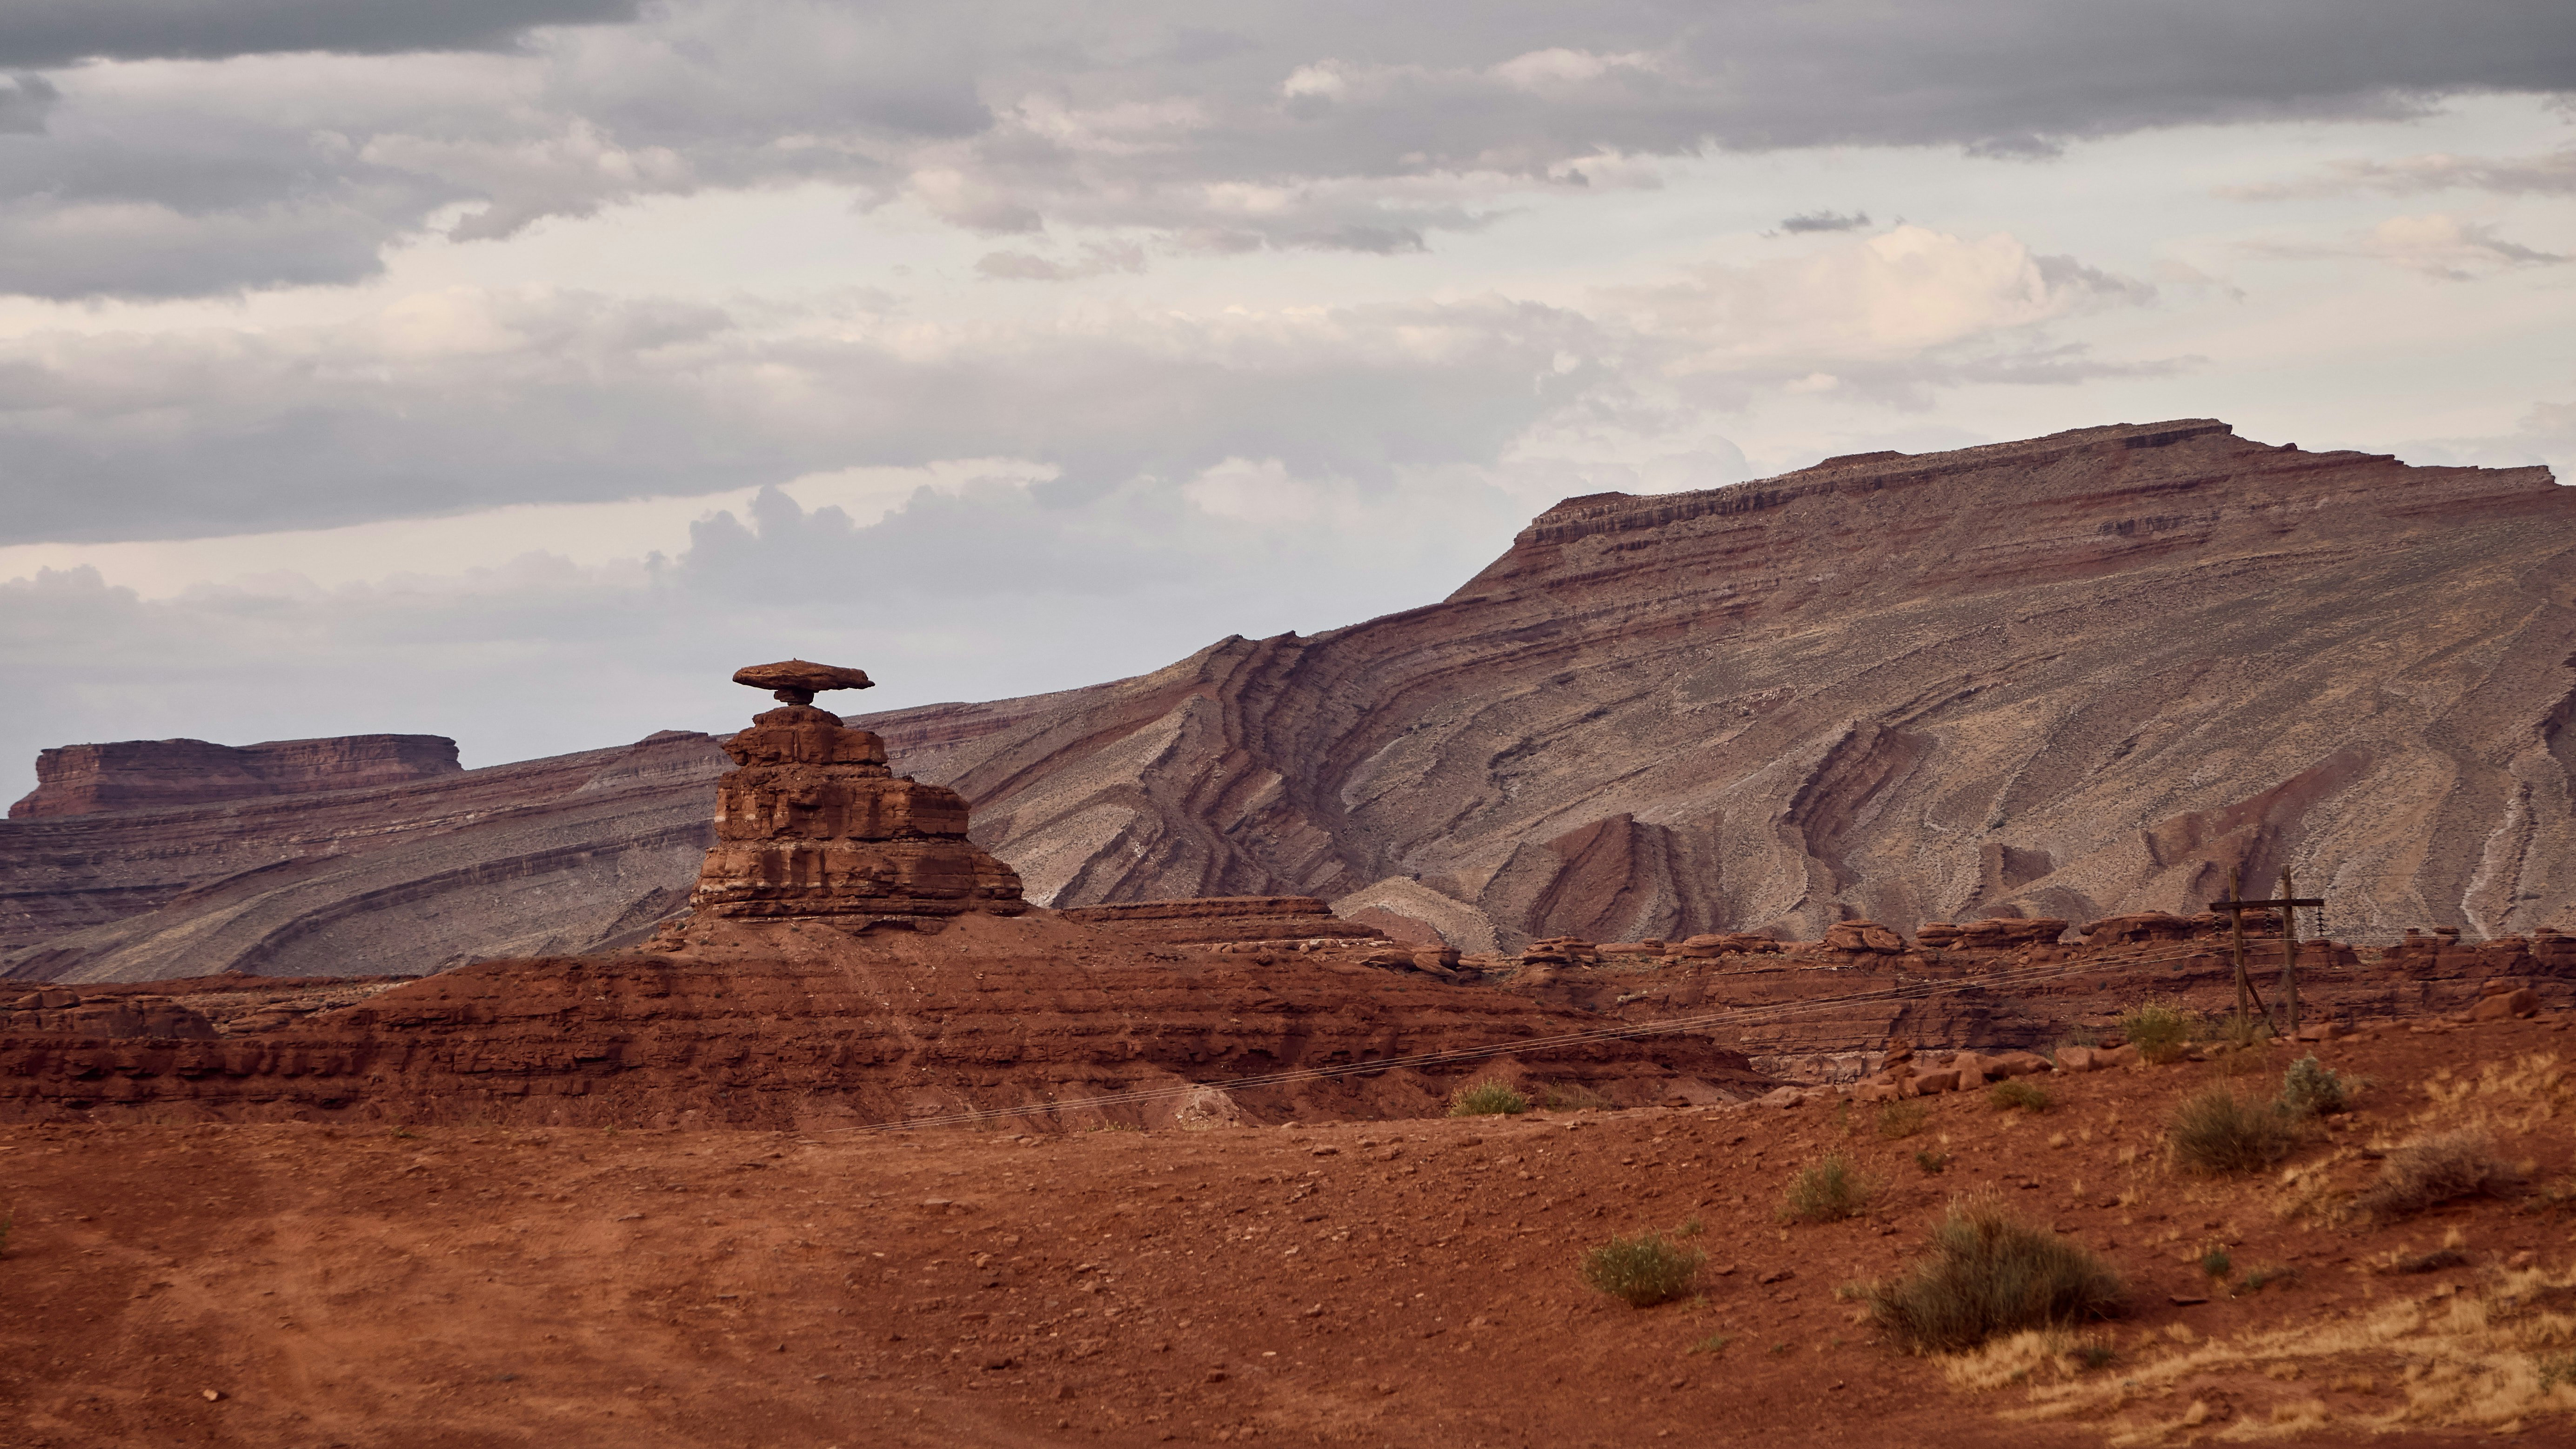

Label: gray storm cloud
[0,0,2568,299]
[0,0,643,67]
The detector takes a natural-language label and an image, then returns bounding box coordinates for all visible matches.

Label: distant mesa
[731,659,875,707]
[7,735,462,820]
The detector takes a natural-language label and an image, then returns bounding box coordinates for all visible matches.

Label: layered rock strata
[9,735,462,819]
[0,915,1766,1127]
[677,696,1024,930]
[1057,895,1387,948]
[8,420,2572,980]
[896,421,2576,950]
[0,732,731,982]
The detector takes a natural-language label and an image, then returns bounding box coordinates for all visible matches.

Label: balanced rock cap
[732,660,876,707]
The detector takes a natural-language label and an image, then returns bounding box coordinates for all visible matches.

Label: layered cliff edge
[6,418,2573,982]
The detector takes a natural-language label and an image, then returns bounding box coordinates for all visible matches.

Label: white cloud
[2221,146,2576,201]
[2243,212,2570,280]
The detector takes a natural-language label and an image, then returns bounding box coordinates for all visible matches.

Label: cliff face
[0,732,731,981]
[917,420,2576,949]
[8,735,462,819]
[6,418,2572,981]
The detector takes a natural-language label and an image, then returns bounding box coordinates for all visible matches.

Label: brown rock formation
[0,732,732,982]
[1056,895,1385,948]
[8,734,461,819]
[0,914,1769,1127]
[8,419,2574,980]
[673,685,1023,931]
[889,419,2576,950]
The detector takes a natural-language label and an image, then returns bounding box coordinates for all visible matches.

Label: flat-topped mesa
[676,664,1026,932]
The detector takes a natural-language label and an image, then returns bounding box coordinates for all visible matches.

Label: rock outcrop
[8,735,462,819]
[8,419,2574,980]
[0,915,1772,1127]
[669,668,1024,932]
[909,421,2575,949]
[0,732,733,981]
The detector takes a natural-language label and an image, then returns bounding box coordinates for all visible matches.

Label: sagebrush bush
[1780,1154,1873,1223]
[1876,1101,1929,1140]
[2169,1086,2298,1175]
[1447,1080,1530,1117]
[1579,1229,1703,1307]
[2354,1132,2525,1222]
[1989,1080,2051,1113]
[1860,1194,2125,1353]
[2277,1055,2350,1117]
[2120,1000,2193,1064]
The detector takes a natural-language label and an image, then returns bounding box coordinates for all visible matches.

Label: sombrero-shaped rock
[732,660,875,705]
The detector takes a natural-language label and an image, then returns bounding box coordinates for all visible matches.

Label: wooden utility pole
[2210,869,2325,1038]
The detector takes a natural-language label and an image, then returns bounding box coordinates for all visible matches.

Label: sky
[1,1,2572,799]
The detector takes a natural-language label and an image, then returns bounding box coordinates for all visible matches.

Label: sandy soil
[6,1018,2572,1448]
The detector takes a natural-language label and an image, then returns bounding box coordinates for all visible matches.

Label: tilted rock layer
[0,732,731,981]
[5,418,2572,981]
[914,419,2576,949]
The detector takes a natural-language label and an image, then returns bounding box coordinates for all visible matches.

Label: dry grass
[2354,1131,2526,1222]
[1989,1080,2052,1114]
[1447,1080,1530,1117]
[2120,1000,2193,1065]
[2277,1054,2350,1117]
[1578,1229,1703,1308]
[1534,1082,1613,1112]
[1860,1193,2124,1353]
[1780,1154,1873,1224]
[1973,1263,2576,1442]
[2168,1085,2299,1175]
[1875,1101,1929,1140]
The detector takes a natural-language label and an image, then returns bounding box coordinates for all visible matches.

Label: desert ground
[10,1015,2576,1448]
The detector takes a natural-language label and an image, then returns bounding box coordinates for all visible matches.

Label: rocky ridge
[7,734,462,819]
[6,418,2572,982]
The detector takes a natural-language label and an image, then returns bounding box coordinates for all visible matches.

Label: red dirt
[6,1016,2571,1447]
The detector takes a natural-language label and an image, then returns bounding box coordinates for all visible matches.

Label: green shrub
[2120,1000,2193,1064]
[1875,1101,1929,1140]
[1448,1080,1530,1117]
[1860,1195,2126,1353]
[2199,1248,2232,1281]
[1989,1080,2052,1113]
[1915,1150,1951,1175]
[1579,1229,1703,1307]
[1687,1332,1733,1355]
[1780,1154,1873,1224]
[2277,1055,2349,1117]
[2168,1086,2297,1175]
[2353,1132,2526,1222]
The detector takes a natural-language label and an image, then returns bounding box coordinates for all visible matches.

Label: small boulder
[2470,988,2542,1022]
[2054,1046,2096,1073]
[1992,1051,2052,1077]
[1910,1068,1960,1095]
[1758,1086,1806,1109]
[2097,1044,2142,1068]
